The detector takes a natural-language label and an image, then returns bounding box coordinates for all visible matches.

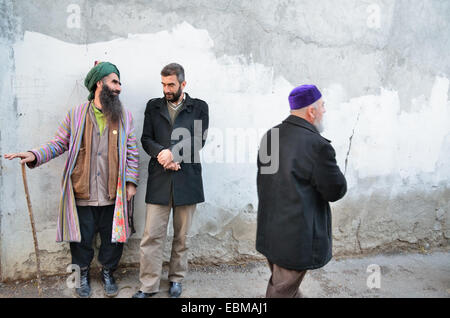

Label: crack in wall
[356,218,363,254]
[344,106,362,176]
[290,35,386,52]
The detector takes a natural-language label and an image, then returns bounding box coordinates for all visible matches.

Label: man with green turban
[5,61,139,298]
[85,61,121,100]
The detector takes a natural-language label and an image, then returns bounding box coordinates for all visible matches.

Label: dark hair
[161,63,185,83]
[90,77,108,100]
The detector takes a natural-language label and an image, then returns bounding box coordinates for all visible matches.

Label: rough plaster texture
[0,0,449,280]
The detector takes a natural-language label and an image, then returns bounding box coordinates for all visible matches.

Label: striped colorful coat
[29,102,139,243]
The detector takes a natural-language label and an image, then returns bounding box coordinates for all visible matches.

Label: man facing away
[4,62,139,298]
[256,85,347,298]
[133,63,209,298]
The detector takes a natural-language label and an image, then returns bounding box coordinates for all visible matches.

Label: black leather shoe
[132,290,157,298]
[75,267,91,298]
[169,282,182,298]
[101,267,119,297]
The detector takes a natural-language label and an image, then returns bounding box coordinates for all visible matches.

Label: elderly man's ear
[306,106,315,120]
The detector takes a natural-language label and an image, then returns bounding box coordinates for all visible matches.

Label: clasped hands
[157,149,181,171]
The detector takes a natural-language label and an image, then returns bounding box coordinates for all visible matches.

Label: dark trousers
[266,260,308,298]
[70,205,123,270]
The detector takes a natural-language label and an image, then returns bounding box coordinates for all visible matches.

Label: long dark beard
[99,84,123,123]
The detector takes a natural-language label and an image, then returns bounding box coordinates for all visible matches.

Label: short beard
[164,86,183,103]
[314,117,325,133]
[99,84,122,123]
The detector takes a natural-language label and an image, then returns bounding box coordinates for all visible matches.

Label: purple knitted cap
[289,85,322,110]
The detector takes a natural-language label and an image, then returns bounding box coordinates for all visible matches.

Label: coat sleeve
[311,142,347,202]
[141,103,165,158]
[27,110,71,169]
[171,101,209,163]
[125,111,139,186]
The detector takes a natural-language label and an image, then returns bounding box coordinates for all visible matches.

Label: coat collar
[155,92,194,112]
[155,92,193,125]
[283,115,331,142]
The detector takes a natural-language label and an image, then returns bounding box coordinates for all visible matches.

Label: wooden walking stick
[20,163,43,297]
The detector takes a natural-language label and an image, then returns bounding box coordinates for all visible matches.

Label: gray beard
[100,84,123,122]
[314,118,325,133]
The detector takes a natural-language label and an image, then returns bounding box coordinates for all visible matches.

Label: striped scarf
[30,102,139,243]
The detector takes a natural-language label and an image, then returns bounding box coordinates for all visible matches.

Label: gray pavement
[0,251,449,298]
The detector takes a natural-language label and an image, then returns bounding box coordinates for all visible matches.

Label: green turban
[84,61,120,100]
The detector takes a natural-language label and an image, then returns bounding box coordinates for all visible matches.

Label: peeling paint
[0,127,2,282]
[1,1,450,281]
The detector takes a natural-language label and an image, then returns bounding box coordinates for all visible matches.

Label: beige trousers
[266,260,307,298]
[139,203,196,293]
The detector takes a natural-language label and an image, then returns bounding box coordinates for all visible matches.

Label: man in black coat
[133,63,209,298]
[256,85,347,298]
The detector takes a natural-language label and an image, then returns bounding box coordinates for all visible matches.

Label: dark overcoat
[256,115,347,271]
[141,93,209,206]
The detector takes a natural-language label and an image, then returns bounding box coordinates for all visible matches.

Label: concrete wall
[1,0,449,280]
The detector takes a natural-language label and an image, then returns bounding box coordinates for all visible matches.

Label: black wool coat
[141,93,209,206]
[256,115,347,271]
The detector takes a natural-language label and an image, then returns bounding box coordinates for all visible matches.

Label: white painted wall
[1,17,449,279]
